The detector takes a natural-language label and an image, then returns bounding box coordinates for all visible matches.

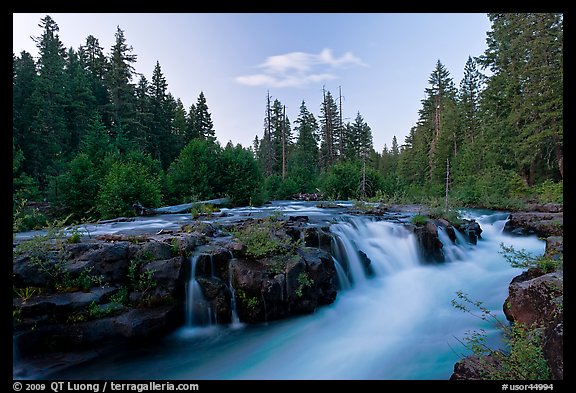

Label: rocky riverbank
[451,203,563,380]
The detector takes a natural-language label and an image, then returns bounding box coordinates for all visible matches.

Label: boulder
[503,271,563,328]
[503,211,563,237]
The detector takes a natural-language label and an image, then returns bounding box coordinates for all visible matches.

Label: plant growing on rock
[499,244,563,273]
[451,290,551,380]
[231,215,298,259]
[128,259,158,305]
[296,271,314,297]
[237,289,259,311]
[410,214,429,226]
[13,286,39,303]
[190,203,219,219]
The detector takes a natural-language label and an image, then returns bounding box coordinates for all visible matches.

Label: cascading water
[43,206,546,380]
[185,255,215,327]
[331,217,421,280]
[228,256,242,328]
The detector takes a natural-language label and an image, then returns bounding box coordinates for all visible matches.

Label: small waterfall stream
[184,255,215,327]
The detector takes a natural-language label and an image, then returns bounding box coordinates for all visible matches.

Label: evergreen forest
[13,14,563,231]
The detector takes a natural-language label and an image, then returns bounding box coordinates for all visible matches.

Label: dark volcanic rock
[503,211,563,237]
[409,221,444,263]
[457,219,482,245]
[450,354,503,380]
[503,271,563,328]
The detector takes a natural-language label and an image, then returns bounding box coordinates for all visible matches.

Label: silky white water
[45,207,545,380]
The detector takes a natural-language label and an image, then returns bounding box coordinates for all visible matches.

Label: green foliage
[128,259,157,295]
[14,215,78,291]
[67,227,82,244]
[321,161,383,200]
[166,139,220,204]
[110,286,129,306]
[52,152,108,222]
[97,152,163,219]
[170,238,180,256]
[532,180,563,204]
[452,291,551,380]
[352,199,373,212]
[13,307,22,324]
[231,216,296,259]
[13,286,39,303]
[452,166,528,209]
[13,199,49,233]
[190,203,219,219]
[219,143,265,206]
[410,214,429,226]
[71,267,104,292]
[88,300,123,319]
[429,207,463,226]
[12,14,563,226]
[237,289,259,311]
[499,243,563,273]
[295,271,313,298]
[263,175,302,201]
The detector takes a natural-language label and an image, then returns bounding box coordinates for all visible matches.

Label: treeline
[13,15,264,227]
[251,13,563,206]
[13,14,563,230]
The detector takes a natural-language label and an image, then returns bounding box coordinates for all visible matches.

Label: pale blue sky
[13,13,492,152]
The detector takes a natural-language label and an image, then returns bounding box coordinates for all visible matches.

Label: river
[24,202,545,380]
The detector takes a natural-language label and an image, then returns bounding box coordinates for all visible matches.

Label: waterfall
[185,255,214,327]
[330,217,421,284]
[228,257,242,328]
[40,207,547,380]
[437,226,467,262]
[332,256,351,290]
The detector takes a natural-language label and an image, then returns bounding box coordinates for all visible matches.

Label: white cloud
[236,48,366,88]
[236,72,338,88]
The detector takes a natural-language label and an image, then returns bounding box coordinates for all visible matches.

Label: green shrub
[452,291,551,380]
[110,286,129,306]
[320,161,384,200]
[97,155,162,219]
[532,180,563,204]
[499,243,563,273]
[231,215,297,259]
[165,139,220,204]
[237,289,259,310]
[219,143,264,206]
[429,207,463,226]
[13,199,48,232]
[295,271,313,297]
[190,203,219,219]
[410,214,429,226]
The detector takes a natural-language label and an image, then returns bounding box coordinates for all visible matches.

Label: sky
[13,13,493,152]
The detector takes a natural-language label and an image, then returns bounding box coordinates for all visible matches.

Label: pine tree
[414,60,457,185]
[106,26,137,142]
[13,50,38,177]
[257,91,275,176]
[458,56,484,145]
[269,98,291,176]
[63,47,97,157]
[345,111,373,161]
[189,91,216,142]
[79,35,109,121]
[149,61,175,168]
[479,13,563,183]
[27,15,69,187]
[290,100,320,192]
[134,74,152,151]
[172,98,188,153]
[319,88,340,171]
